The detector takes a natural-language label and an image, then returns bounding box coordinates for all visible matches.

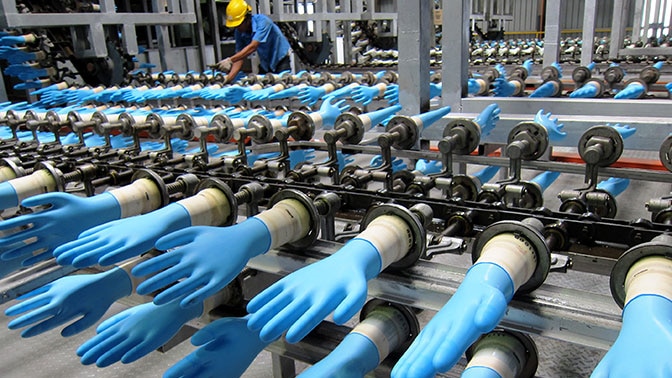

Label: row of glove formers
[0,146,670,378]
[467,60,672,99]
[0,95,647,221]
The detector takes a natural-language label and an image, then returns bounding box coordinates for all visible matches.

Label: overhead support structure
[441,0,470,112]
[580,0,598,66]
[398,0,432,118]
[542,0,562,67]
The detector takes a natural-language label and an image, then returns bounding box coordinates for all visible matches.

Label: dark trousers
[260,54,291,74]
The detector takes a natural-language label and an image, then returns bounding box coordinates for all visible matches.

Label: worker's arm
[218,39,259,82]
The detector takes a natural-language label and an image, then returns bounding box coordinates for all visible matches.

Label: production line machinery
[0,76,671,377]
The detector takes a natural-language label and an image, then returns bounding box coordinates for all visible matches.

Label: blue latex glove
[17,67,49,81]
[530,171,561,192]
[653,61,665,70]
[164,316,269,378]
[474,103,500,138]
[77,297,203,367]
[299,332,379,378]
[318,98,350,129]
[324,83,360,100]
[243,86,280,102]
[14,80,49,90]
[352,85,385,105]
[592,295,672,377]
[132,218,272,308]
[570,81,600,98]
[607,123,637,139]
[529,81,559,98]
[495,63,507,77]
[473,166,500,186]
[596,177,630,197]
[614,81,646,99]
[54,203,191,268]
[4,267,132,337]
[666,82,672,96]
[370,155,407,172]
[298,86,328,106]
[462,366,502,378]
[5,49,39,64]
[467,79,482,95]
[267,84,306,100]
[222,85,252,104]
[430,82,442,98]
[384,84,399,104]
[247,238,382,343]
[0,247,27,278]
[289,148,316,168]
[492,78,516,97]
[0,192,122,266]
[32,83,63,95]
[522,59,534,76]
[0,35,30,46]
[415,159,442,175]
[534,109,567,141]
[391,263,514,378]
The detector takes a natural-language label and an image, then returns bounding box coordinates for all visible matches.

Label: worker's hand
[5,268,132,338]
[53,203,191,268]
[164,316,269,378]
[391,263,513,378]
[78,297,202,367]
[0,191,122,266]
[247,238,382,344]
[591,295,672,378]
[217,58,233,72]
[132,218,272,308]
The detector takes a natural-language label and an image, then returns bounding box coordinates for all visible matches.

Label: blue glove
[268,84,306,100]
[494,63,507,77]
[614,81,646,99]
[391,263,513,378]
[222,85,252,104]
[32,83,64,95]
[591,295,672,378]
[243,86,280,102]
[473,103,500,138]
[653,61,665,70]
[5,49,39,64]
[607,123,637,139]
[474,166,500,188]
[324,83,360,100]
[415,159,442,175]
[289,148,316,168]
[299,332,379,378]
[530,171,561,192]
[529,81,559,98]
[14,80,47,90]
[492,78,516,97]
[164,316,269,378]
[384,84,399,104]
[0,192,122,266]
[534,109,567,141]
[363,105,402,128]
[0,246,27,278]
[18,67,49,81]
[5,267,132,337]
[522,59,534,76]
[666,82,672,96]
[467,79,482,95]
[570,81,600,98]
[247,238,382,343]
[430,82,442,99]
[596,177,630,197]
[298,86,328,106]
[0,35,30,46]
[352,85,384,105]
[132,218,272,308]
[53,203,191,268]
[319,98,350,129]
[77,297,203,367]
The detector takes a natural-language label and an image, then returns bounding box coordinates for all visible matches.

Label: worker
[216,0,291,81]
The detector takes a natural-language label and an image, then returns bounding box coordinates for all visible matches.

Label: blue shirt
[235,14,290,73]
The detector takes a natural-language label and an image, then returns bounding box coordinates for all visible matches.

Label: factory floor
[0,149,669,377]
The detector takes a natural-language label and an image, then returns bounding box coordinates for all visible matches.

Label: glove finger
[21,248,54,267]
[164,354,202,378]
[258,298,312,343]
[154,227,200,251]
[333,289,367,324]
[62,312,102,337]
[131,251,183,279]
[21,192,72,208]
[122,339,163,365]
[285,297,337,343]
[247,291,295,331]
[79,222,113,238]
[98,337,139,367]
[71,240,125,269]
[153,276,207,306]
[79,332,126,364]
[7,301,54,328]
[180,280,228,309]
[135,264,191,296]
[21,311,75,338]
[98,241,152,267]
[246,281,285,313]
[0,228,46,253]
[96,311,131,333]
[0,215,34,232]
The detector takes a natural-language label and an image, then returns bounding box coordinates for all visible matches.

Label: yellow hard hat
[226,0,251,28]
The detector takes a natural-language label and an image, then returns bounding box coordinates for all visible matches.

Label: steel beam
[441,0,470,111]
[581,0,598,66]
[398,1,431,117]
[543,0,563,67]
[0,13,196,28]
[609,0,628,60]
